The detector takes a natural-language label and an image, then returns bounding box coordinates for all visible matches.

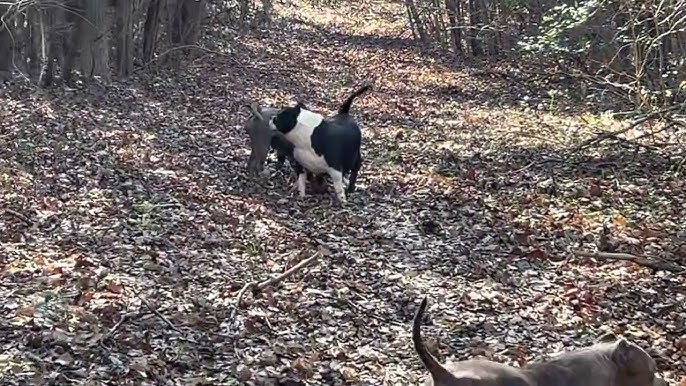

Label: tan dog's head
[244,104,280,174]
[609,338,667,386]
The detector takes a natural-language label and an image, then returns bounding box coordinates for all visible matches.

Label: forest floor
[1,1,685,385]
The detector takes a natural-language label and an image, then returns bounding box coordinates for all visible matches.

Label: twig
[209,153,232,162]
[3,208,31,226]
[139,296,198,343]
[574,249,684,273]
[97,311,138,347]
[230,252,320,322]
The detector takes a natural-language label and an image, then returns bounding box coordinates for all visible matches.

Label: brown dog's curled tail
[337,84,372,115]
[413,296,459,384]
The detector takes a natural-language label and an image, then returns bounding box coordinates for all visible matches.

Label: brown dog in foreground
[413,296,668,386]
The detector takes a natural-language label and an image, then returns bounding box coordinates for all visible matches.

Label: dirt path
[1,1,684,385]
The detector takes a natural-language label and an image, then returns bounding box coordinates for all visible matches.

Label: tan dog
[243,104,328,194]
[413,296,668,386]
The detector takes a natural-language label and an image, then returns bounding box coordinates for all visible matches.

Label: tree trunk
[167,0,206,65]
[115,0,134,77]
[480,0,494,56]
[62,0,83,85]
[261,0,273,27]
[35,7,53,87]
[468,0,483,56]
[79,0,110,81]
[405,0,427,42]
[445,0,462,54]
[238,0,250,26]
[142,0,161,63]
[12,10,28,76]
[174,0,206,46]
[432,0,447,48]
[27,6,41,79]
[0,4,12,80]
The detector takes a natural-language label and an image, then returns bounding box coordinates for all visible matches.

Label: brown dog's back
[413,297,536,386]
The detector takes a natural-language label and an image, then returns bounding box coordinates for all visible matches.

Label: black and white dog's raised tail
[269,84,372,203]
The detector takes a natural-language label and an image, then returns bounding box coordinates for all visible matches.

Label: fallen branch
[572,103,686,152]
[574,250,684,273]
[139,295,198,344]
[3,208,31,226]
[209,153,232,162]
[230,251,321,322]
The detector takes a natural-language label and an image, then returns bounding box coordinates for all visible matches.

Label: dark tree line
[404,0,686,108]
[0,0,270,86]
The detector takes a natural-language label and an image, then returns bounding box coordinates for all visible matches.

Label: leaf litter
[1,0,685,385]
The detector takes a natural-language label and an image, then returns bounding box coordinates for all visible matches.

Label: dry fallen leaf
[16,306,35,317]
[106,283,124,294]
[54,352,74,366]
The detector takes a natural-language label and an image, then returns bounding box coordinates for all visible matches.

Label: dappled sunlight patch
[277,0,405,37]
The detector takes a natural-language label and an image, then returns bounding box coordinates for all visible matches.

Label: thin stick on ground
[3,208,31,226]
[574,249,684,273]
[97,311,138,347]
[230,251,320,322]
[139,295,198,344]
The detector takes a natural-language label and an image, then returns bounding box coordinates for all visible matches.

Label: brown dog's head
[610,339,667,386]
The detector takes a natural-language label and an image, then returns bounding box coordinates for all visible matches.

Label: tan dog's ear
[611,339,637,372]
[597,331,618,343]
[611,339,655,374]
[245,104,264,121]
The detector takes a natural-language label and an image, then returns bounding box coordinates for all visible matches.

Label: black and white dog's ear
[245,103,264,121]
[295,100,308,110]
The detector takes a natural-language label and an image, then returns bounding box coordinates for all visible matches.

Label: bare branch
[574,250,684,273]
[229,251,321,323]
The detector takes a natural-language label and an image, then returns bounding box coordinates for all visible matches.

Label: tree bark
[27,6,41,79]
[0,4,12,80]
[261,0,273,27]
[115,0,134,77]
[167,0,206,64]
[445,0,463,54]
[62,0,83,85]
[468,0,483,56]
[34,7,52,86]
[79,0,110,82]
[142,0,161,63]
[405,0,427,42]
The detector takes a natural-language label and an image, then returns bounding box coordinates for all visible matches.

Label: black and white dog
[269,85,371,203]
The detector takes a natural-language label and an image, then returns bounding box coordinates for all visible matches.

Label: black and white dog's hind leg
[271,132,320,197]
[325,168,348,203]
[346,152,362,194]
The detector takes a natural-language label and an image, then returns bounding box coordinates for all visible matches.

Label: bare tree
[0,3,12,80]
[166,0,206,65]
[115,0,134,77]
[78,0,110,81]
[142,0,161,63]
